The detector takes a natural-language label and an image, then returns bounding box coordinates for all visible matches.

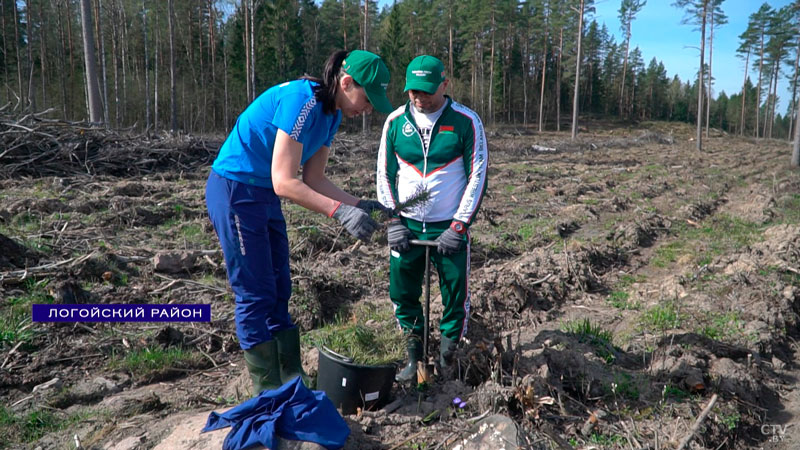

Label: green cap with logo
[404,55,445,94]
[342,50,393,114]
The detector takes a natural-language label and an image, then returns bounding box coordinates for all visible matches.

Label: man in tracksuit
[377,55,488,382]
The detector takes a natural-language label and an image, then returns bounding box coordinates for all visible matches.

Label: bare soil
[1,118,800,449]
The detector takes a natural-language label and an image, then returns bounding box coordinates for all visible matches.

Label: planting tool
[410,239,437,384]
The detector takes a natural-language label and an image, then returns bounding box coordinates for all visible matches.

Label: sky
[591,0,796,114]
[374,0,797,115]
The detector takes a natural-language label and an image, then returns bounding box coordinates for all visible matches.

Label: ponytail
[301,50,348,115]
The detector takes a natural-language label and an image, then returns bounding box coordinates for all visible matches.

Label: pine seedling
[371,186,431,222]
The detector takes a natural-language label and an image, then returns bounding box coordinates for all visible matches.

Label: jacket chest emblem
[402,121,416,137]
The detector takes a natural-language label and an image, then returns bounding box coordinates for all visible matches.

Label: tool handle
[409,239,437,247]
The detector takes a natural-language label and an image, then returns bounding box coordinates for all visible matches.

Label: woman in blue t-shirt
[206,50,393,395]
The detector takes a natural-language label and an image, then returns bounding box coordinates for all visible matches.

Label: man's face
[407,80,448,113]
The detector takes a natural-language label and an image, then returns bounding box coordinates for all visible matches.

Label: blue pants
[205,170,293,350]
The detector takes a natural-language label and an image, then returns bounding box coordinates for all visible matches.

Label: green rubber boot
[243,340,282,396]
[440,336,458,369]
[274,327,312,387]
[396,335,423,383]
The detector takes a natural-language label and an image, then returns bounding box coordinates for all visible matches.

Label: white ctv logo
[761,424,789,442]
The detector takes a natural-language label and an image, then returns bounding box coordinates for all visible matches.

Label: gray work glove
[332,203,378,241]
[387,219,412,253]
[436,223,466,255]
[356,199,391,215]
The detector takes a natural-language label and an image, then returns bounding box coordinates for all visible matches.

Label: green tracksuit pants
[389,218,470,342]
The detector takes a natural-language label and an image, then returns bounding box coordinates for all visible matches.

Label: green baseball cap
[404,55,445,94]
[342,50,393,114]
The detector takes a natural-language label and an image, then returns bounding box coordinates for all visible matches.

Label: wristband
[328,201,342,218]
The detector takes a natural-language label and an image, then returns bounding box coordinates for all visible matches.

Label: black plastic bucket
[316,347,396,415]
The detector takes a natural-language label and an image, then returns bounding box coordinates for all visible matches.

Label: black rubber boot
[439,336,458,369]
[243,340,282,396]
[396,335,423,383]
[273,327,312,387]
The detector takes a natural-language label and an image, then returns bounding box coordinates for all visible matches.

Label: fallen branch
[676,394,719,450]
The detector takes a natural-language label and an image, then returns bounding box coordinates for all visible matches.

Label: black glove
[356,199,391,215]
[387,219,412,253]
[332,203,378,241]
[436,225,466,255]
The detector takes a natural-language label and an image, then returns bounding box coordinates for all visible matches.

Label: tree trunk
[67,0,77,116]
[56,0,68,119]
[80,0,103,123]
[788,37,799,141]
[448,0,454,80]
[110,0,120,127]
[556,27,563,132]
[243,0,251,102]
[154,11,159,130]
[37,0,47,108]
[95,0,110,125]
[768,58,779,139]
[224,32,230,131]
[739,46,750,136]
[695,3,707,151]
[489,8,495,124]
[705,9,714,139]
[118,0,127,126]
[755,30,764,138]
[362,0,368,132]
[619,17,630,117]
[168,0,177,132]
[1,0,7,103]
[208,0,217,129]
[522,32,528,126]
[26,0,35,111]
[142,0,150,130]
[13,1,23,109]
[342,0,347,49]
[249,0,256,100]
[538,26,547,132]
[571,0,584,140]
[793,105,800,166]
[471,35,477,107]
[763,63,774,139]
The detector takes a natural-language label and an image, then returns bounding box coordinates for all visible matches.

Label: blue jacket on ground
[202,377,350,450]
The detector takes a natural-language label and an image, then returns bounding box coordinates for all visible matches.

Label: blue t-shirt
[212,79,343,188]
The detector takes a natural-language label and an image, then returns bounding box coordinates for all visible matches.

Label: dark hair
[301,50,348,115]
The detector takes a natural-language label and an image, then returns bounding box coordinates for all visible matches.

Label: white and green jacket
[377,97,488,228]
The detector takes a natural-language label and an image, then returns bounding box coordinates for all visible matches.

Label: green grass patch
[303,303,405,366]
[607,373,640,401]
[642,164,667,176]
[0,279,52,350]
[696,311,745,342]
[662,383,690,401]
[640,301,683,333]
[108,346,205,381]
[561,318,617,363]
[0,405,91,445]
[607,290,640,310]
[651,241,684,268]
[678,215,762,255]
[775,194,800,224]
[518,223,536,241]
